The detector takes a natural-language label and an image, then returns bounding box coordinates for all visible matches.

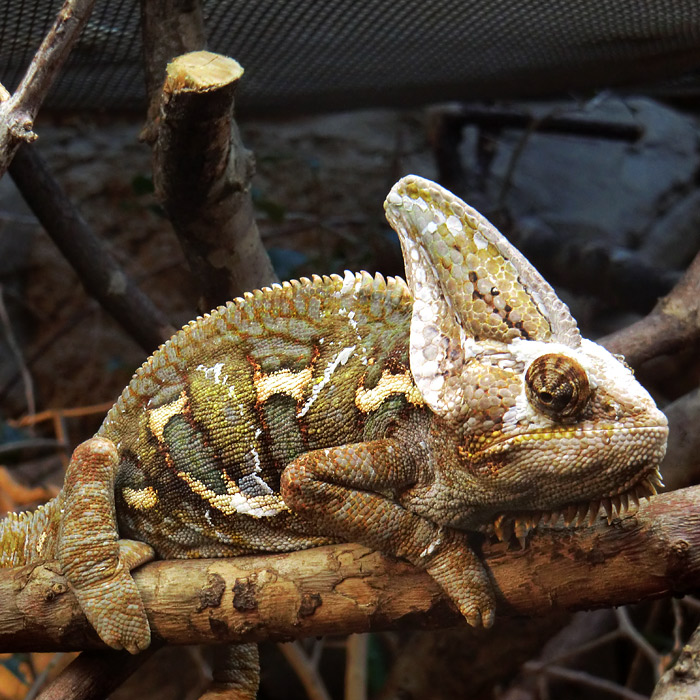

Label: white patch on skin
[338,307,363,344]
[247,446,274,495]
[446,215,462,234]
[179,470,287,518]
[473,231,488,250]
[355,369,425,412]
[414,196,429,212]
[254,366,313,403]
[197,362,226,384]
[386,191,402,207]
[298,345,356,417]
[422,220,439,236]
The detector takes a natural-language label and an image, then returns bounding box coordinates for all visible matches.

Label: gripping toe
[423,530,496,628]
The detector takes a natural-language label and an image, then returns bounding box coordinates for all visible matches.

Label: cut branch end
[165,51,244,94]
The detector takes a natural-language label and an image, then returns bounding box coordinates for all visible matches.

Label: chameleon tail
[0,496,62,567]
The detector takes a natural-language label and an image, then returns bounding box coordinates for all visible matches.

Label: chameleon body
[0,176,667,671]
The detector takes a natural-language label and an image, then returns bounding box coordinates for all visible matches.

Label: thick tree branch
[141,4,276,309]
[0,486,698,652]
[600,248,700,368]
[151,51,278,310]
[0,0,96,177]
[34,647,157,700]
[139,0,207,145]
[8,143,175,352]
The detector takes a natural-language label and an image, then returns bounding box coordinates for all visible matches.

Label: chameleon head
[384,175,668,533]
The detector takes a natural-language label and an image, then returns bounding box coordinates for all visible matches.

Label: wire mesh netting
[1,0,700,113]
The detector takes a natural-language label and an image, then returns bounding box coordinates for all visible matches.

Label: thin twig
[0,439,69,458]
[278,642,332,700]
[0,0,97,176]
[536,628,624,669]
[24,653,67,700]
[670,599,685,659]
[525,661,649,700]
[616,607,662,680]
[0,285,36,418]
[682,596,700,613]
[309,638,325,668]
[34,647,157,700]
[345,634,368,700]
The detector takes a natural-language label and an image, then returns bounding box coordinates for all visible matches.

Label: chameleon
[0,175,667,685]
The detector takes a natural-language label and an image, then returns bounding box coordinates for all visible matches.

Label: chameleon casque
[0,176,667,687]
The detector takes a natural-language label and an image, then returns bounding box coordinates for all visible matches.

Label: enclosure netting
[1,0,700,114]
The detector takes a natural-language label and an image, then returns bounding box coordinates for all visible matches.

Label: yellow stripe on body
[123,486,159,510]
[148,392,188,441]
[355,369,425,412]
[254,366,313,404]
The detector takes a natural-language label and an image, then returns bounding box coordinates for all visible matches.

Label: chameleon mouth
[490,467,664,547]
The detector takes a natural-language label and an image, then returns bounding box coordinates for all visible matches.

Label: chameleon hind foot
[57,437,155,653]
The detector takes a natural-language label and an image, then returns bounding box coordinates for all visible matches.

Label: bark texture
[152,51,278,311]
[0,485,697,652]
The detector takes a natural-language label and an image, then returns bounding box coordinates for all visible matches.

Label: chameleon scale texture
[0,175,668,660]
[102,270,421,559]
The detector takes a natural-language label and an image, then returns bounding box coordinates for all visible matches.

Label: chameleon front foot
[423,530,496,628]
[72,541,153,654]
[57,437,155,653]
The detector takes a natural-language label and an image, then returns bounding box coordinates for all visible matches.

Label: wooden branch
[139,0,207,145]
[1,486,698,652]
[0,0,96,177]
[429,103,644,196]
[432,104,644,143]
[34,647,157,700]
[8,143,175,353]
[658,387,700,491]
[651,623,700,700]
[600,248,700,367]
[152,51,278,311]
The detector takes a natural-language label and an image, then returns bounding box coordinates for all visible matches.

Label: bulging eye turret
[525,353,591,421]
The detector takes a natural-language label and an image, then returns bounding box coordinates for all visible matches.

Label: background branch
[1,485,698,652]
[139,0,207,145]
[600,248,700,367]
[8,143,175,352]
[151,51,278,310]
[0,0,96,177]
[34,647,157,700]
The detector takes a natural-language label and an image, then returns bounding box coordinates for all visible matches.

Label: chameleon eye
[525,354,591,420]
